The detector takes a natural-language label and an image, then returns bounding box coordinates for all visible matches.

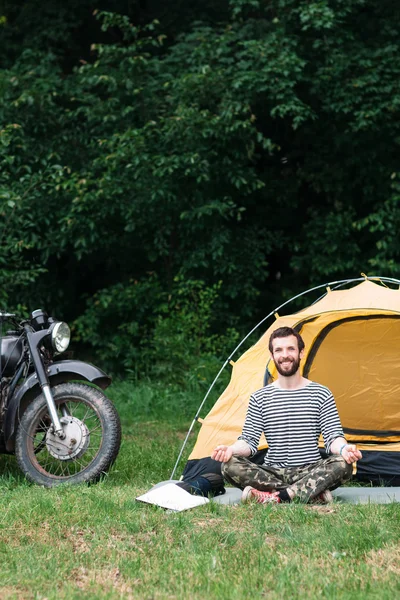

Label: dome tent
[173,276,400,491]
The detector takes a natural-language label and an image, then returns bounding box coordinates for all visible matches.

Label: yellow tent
[176,277,400,486]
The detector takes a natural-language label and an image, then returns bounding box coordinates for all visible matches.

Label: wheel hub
[46,416,90,461]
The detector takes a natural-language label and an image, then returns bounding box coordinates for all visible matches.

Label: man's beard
[274,356,301,377]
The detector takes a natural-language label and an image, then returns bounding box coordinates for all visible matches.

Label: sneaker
[315,489,333,504]
[241,486,281,504]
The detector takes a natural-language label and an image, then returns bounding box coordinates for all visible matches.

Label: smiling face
[270,334,304,377]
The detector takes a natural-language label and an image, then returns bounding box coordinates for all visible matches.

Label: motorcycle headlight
[51,322,71,353]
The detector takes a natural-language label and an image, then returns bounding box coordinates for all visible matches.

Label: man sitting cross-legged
[211,326,362,504]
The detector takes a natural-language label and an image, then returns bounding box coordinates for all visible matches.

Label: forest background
[1,0,399,384]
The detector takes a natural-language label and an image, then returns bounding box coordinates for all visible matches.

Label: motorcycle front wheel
[15,382,121,487]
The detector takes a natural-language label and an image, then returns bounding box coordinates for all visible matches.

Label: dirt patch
[365,545,400,577]
[3,521,53,548]
[263,535,280,547]
[71,566,139,598]
[106,529,135,550]
[3,522,95,554]
[0,586,31,599]
[192,518,222,529]
[64,526,94,554]
[305,504,338,514]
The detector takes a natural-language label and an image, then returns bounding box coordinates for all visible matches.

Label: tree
[1,0,399,373]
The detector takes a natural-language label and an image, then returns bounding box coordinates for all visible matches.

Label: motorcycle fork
[25,327,65,439]
[41,385,65,438]
[60,404,71,417]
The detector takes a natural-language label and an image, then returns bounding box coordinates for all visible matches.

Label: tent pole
[170,356,231,480]
[170,275,400,479]
[170,416,198,481]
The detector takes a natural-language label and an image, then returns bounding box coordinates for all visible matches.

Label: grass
[0,379,399,599]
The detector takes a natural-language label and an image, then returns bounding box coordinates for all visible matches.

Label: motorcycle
[0,308,121,486]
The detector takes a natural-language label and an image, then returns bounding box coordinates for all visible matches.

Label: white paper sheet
[136,483,209,512]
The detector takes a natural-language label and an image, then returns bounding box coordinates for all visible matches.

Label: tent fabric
[184,279,400,485]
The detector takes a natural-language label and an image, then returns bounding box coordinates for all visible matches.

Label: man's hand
[341,444,362,464]
[211,445,233,463]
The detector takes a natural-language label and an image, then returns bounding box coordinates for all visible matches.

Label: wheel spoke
[86,424,102,435]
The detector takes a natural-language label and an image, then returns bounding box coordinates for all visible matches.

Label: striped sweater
[238,381,344,468]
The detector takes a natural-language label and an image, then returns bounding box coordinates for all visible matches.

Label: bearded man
[211,326,362,504]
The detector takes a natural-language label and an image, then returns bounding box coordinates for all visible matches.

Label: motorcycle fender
[4,360,112,452]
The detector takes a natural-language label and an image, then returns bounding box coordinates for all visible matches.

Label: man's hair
[268,326,305,353]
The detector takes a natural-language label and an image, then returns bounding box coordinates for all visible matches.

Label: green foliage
[73,274,165,372]
[355,176,400,274]
[145,278,240,384]
[75,275,239,383]
[0,1,399,373]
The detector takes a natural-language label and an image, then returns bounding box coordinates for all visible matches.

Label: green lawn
[0,381,399,599]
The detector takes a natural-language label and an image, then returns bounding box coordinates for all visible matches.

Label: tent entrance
[304,315,400,442]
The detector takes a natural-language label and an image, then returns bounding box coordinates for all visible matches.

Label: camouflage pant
[221,455,352,503]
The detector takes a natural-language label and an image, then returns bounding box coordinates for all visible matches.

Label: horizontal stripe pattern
[238,381,344,467]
